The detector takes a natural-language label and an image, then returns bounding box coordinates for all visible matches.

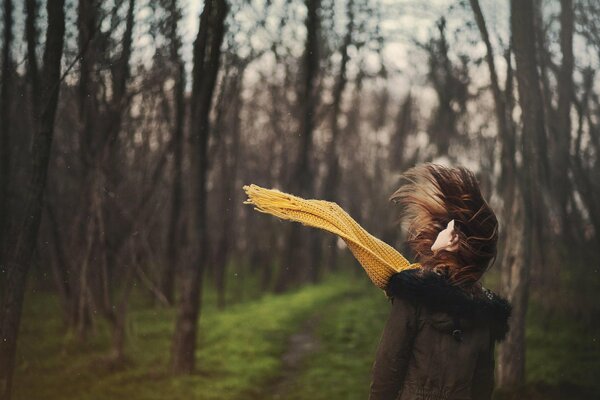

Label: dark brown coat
[369,268,511,400]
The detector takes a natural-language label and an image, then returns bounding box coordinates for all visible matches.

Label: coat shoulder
[385,268,512,342]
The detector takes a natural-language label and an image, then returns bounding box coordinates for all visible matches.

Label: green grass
[524,302,600,396]
[13,275,356,400]
[287,285,600,400]
[12,271,600,399]
[284,282,389,400]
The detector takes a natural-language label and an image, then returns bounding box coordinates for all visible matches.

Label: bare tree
[0,0,13,256]
[321,0,354,272]
[163,0,187,306]
[498,0,548,387]
[422,18,469,156]
[275,0,321,292]
[212,52,248,308]
[72,0,139,358]
[572,68,600,249]
[171,0,228,374]
[469,0,517,201]
[548,0,575,242]
[0,0,66,398]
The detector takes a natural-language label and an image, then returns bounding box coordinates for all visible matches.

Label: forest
[0,0,599,399]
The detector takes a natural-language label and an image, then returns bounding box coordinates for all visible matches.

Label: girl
[243,162,511,400]
[370,163,511,400]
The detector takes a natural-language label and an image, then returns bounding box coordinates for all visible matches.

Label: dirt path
[252,290,360,400]
[267,312,322,399]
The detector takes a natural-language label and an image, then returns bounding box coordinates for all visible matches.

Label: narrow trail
[251,289,362,400]
[267,312,323,399]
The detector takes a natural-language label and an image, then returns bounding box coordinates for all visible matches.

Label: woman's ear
[447,220,459,251]
[447,233,459,251]
[447,219,455,230]
[431,219,459,253]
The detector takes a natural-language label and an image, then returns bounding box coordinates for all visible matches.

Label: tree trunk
[496,188,528,385]
[72,0,137,348]
[45,199,73,324]
[215,66,244,309]
[108,254,136,362]
[554,0,574,240]
[71,0,100,339]
[171,0,228,374]
[469,0,517,201]
[25,0,40,121]
[0,1,65,398]
[498,0,547,387]
[0,0,13,257]
[275,0,321,292]
[322,0,353,274]
[163,0,186,306]
[572,74,600,249]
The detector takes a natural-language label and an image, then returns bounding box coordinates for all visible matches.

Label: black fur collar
[385,268,512,342]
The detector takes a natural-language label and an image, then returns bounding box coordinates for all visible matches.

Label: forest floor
[263,311,323,399]
[12,272,600,400]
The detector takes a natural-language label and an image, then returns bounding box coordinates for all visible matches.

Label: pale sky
[174,0,511,93]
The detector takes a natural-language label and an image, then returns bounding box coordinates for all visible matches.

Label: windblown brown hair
[390,163,498,289]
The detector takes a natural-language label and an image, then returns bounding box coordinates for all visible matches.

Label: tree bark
[25,0,40,121]
[71,0,100,339]
[71,0,137,346]
[322,0,353,274]
[0,0,65,398]
[572,71,600,249]
[275,0,321,292]
[214,64,245,309]
[163,0,187,306]
[171,0,228,374]
[108,251,136,362]
[498,0,547,387]
[45,199,73,324]
[0,0,13,256]
[554,0,575,239]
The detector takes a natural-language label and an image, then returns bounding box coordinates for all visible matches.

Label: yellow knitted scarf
[243,184,421,289]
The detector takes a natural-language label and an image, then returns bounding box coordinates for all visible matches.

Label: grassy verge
[13,276,355,400]
[286,281,600,400]
[13,271,600,399]
[283,283,389,400]
[517,302,600,399]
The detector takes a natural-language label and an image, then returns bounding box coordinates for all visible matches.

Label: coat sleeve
[471,334,495,400]
[369,296,418,400]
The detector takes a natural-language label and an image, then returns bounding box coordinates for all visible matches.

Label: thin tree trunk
[215,67,244,309]
[74,0,136,348]
[0,0,13,258]
[276,0,321,292]
[108,251,137,362]
[390,93,415,171]
[163,0,186,306]
[554,0,575,239]
[25,0,40,121]
[322,0,353,275]
[45,199,73,324]
[469,0,517,199]
[72,0,100,338]
[171,0,228,374]
[0,1,65,398]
